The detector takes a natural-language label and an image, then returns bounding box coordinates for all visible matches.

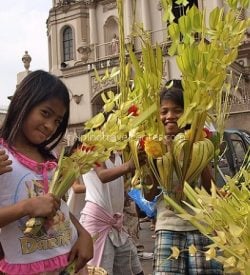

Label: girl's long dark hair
[0,70,70,152]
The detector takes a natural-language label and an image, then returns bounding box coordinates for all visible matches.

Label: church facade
[47,0,250,144]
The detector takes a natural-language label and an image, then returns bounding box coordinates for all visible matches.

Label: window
[172,0,198,22]
[63,27,73,61]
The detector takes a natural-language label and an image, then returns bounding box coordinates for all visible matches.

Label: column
[124,0,132,38]
[141,0,151,31]
[89,4,98,45]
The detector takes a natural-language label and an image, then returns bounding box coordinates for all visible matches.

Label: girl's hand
[0,149,12,175]
[68,227,93,272]
[25,194,60,218]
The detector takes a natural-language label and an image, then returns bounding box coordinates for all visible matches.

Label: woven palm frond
[87,265,108,275]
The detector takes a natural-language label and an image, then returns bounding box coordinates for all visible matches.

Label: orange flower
[144,138,163,158]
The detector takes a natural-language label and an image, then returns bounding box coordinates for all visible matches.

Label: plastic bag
[128,189,157,218]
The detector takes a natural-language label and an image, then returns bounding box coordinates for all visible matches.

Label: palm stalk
[24,143,111,236]
[165,173,250,274]
[24,149,80,236]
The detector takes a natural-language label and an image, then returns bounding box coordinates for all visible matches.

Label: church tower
[47,0,123,143]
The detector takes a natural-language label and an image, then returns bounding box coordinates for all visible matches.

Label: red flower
[128,104,139,116]
[138,136,146,150]
[76,144,96,152]
[203,128,213,139]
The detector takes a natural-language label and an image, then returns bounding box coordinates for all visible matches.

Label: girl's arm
[72,177,86,194]
[94,151,147,183]
[94,159,134,183]
[0,194,60,228]
[0,200,29,227]
[69,213,93,272]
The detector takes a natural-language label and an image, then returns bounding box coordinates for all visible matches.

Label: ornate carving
[83,0,96,8]
[91,75,116,98]
[69,89,84,104]
[103,1,116,12]
[157,1,162,11]
[57,0,75,11]
[57,0,75,6]
[22,51,32,71]
[77,41,91,63]
[63,0,75,4]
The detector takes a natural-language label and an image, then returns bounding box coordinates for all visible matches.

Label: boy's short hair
[160,79,184,108]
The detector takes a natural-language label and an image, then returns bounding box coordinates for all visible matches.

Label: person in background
[111,33,119,54]
[67,176,86,220]
[79,150,145,275]
[64,139,87,220]
[123,191,141,250]
[144,80,223,275]
[0,70,93,274]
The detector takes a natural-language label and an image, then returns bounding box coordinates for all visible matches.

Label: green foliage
[159,1,250,273]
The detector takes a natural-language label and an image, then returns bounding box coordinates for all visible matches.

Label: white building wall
[62,73,92,125]
[46,0,250,141]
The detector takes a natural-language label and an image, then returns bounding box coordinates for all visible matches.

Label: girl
[0,70,93,275]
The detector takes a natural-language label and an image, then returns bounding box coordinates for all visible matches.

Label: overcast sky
[0,0,51,108]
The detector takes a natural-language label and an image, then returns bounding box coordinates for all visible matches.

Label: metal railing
[91,28,169,62]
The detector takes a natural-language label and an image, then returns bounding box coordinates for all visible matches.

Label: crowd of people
[0,70,223,274]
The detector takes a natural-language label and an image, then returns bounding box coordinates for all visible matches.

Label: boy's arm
[143,170,161,201]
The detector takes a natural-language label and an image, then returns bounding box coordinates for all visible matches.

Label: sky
[0,0,52,109]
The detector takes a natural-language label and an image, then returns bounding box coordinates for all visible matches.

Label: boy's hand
[0,149,12,175]
[127,150,147,172]
[138,150,147,165]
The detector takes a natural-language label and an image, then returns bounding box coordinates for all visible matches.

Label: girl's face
[160,99,183,136]
[19,97,67,146]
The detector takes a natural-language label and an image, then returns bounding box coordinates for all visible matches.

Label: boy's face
[160,99,183,136]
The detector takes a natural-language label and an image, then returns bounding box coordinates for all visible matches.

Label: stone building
[0,107,7,127]
[46,0,250,144]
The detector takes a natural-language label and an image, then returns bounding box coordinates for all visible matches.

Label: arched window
[63,27,73,61]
